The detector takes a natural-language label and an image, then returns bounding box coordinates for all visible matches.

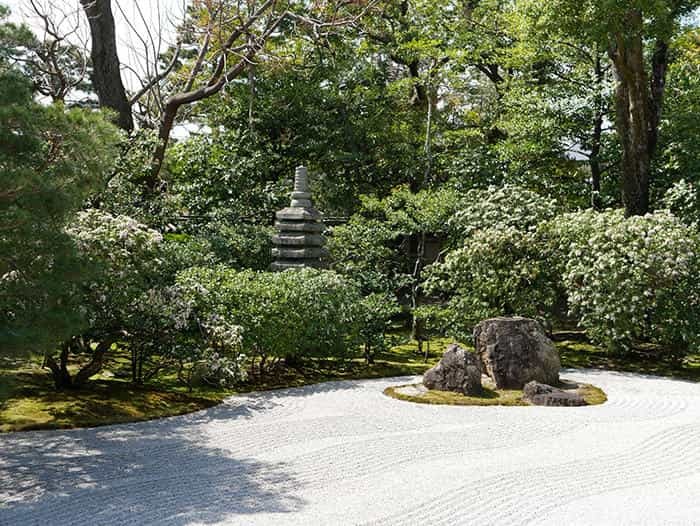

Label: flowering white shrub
[562,210,700,353]
[199,317,247,386]
[449,184,558,240]
[661,179,700,227]
[427,185,561,337]
[63,210,205,385]
[67,209,166,331]
[425,226,561,338]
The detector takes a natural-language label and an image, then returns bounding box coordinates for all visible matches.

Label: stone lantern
[271,166,327,270]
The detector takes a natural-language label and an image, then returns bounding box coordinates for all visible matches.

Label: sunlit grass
[385,384,526,406]
[0,334,449,432]
[1,330,695,432]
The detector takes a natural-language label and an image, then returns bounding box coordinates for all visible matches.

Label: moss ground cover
[2,332,696,432]
[0,337,448,432]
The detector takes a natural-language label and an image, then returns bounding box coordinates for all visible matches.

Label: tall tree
[0,68,119,353]
[80,0,133,130]
[518,0,699,216]
[505,2,616,208]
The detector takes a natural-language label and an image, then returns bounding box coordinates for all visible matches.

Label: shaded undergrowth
[2,330,697,432]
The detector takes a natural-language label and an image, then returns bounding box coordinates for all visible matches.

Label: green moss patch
[384,380,607,407]
[557,337,700,381]
[0,336,453,433]
[385,384,526,406]
[0,376,218,433]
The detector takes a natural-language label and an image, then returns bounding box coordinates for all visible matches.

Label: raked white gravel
[1,368,699,526]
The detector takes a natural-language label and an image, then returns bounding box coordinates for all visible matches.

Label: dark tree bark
[608,10,652,216]
[45,343,72,389]
[44,338,114,389]
[608,10,672,217]
[73,340,112,386]
[589,53,606,210]
[649,39,669,155]
[80,0,134,132]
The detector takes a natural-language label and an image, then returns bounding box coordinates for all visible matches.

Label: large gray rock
[473,317,560,389]
[423,344,482,395]
[522,381,587,407]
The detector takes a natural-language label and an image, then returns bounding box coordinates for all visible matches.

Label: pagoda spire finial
[294,165,309,193]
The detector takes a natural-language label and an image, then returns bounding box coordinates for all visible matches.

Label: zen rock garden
[403,316,602,407]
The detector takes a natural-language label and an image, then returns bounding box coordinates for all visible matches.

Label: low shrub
[661,179,700,227]
[177,267,364,368]
[448,184,558,241]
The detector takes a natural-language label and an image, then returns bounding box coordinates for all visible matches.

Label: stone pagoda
[271,166,327,270]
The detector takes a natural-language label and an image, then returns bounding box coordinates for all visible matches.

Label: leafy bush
[177,267,363,368]
[448,184,558,241]
[562,210,700,355]
[60,211,272,387]
[661,179,700,227]
[328,217,401,295]
[426,185,561,338]
[426,226,561,339]
[328,186,459,297]
[67,209,166,331]
[168,130,288,225]
[201,221,274,270]
[174,316,247,390]
[357,293,401,363]
[49,210,196,387]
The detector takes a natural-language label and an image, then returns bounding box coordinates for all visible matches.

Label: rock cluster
[522,381,587,407]
[271,166,327,271]
[473,316,560,389]
[423,344,482,396]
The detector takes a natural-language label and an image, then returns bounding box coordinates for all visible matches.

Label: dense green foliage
[328,186,459,297]
[177,267,364,367]
[426,186,562,336]
[562,211,700,354]
[0,71,119,352]
[429,199,700,356]
[3,0,700,400]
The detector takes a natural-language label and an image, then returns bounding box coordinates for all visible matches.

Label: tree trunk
[609,10,652,217]
[648,39,669,155]
[364,343,374,365]
[44,343,72,389]
[589,53,605,210]
[147,103,177,191]
[410,232,426,354]
[80,0,133,132]
[73,340,112,387]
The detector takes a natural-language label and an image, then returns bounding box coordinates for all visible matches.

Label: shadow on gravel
[0,416,305,525]
[0,377,381,524]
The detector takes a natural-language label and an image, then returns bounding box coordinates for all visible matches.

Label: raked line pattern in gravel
[1,368,699,525]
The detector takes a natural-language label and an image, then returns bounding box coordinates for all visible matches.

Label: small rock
[473,316,560,389]
[423,344,482,395]
[522,381,587,407]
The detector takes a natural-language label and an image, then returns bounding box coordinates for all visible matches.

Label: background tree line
[2,0,700,390]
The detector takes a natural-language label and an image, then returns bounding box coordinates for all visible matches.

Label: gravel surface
[1,369,699,525]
